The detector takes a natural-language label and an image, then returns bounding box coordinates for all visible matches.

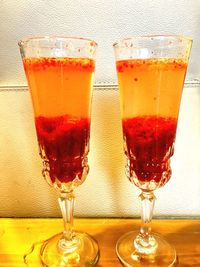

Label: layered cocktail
[117,58,187,190]
[19,37,99,267]
[114,36,192,266]
[23,57,94,188]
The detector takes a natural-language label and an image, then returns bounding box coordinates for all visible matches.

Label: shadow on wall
[0,90,57,217]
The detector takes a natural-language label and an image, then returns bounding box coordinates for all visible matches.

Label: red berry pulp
[123,116,177,185]
[35,115,90,184]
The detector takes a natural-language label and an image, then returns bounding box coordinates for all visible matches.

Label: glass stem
[139,191,155,238]
[58,192,75,244]
[134,191,158,254]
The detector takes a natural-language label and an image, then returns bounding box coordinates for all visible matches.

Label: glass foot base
[41,232,99,267]
[24,232,99,267]
[116,231,176,267]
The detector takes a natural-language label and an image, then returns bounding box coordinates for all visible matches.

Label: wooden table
[0,218,200,266]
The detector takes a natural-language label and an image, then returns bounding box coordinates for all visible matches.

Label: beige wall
[0,86,199,217]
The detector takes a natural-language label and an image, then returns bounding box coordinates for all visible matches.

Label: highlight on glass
[113,35,192,266]
[19,36,99,266]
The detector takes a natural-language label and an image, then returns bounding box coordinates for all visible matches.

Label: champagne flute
[113,35,192,266]
[19,36,99,267]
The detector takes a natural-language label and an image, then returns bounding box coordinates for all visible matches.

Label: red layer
[35,115,90,183]
[123,116,177,184]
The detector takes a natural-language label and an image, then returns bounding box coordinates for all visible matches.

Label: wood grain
[0,218,199,266]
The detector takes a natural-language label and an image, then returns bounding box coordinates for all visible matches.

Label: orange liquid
[116,58,187,118]
[23,57,95,117]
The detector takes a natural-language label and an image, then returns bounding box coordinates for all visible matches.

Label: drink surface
[117,58,187,190]
[24,57,94,185]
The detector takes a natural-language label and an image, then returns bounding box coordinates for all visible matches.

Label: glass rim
[113,34,193,48]
[18,36,98,48]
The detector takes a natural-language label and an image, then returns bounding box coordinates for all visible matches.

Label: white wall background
[1,0,200,85]
[0,0,200,217]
